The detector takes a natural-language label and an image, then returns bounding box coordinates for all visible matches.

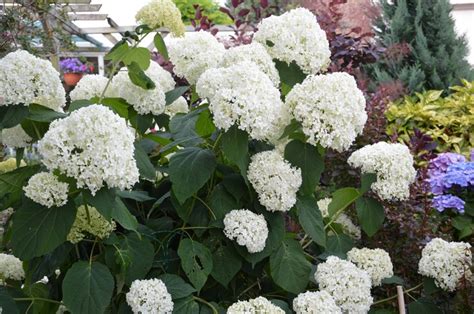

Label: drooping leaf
[127,62,155,90]
[165,86,189,106]
[356,197,385,237]
[360,173,377,194]
[134,141,156,181]
[26,242,73,283]
[100,98,130,119]
[173,295,200,314]
[86,188,116,220]
[195,109,216,137]
[209,184,240,227]
[221,125,249,176]
[116,190,155,202]
[20,119,50,141]
[381,276,405,285]
[158,274,196,300]
[274,60,306,90]
[0,105,29,129]
[296,195,326,248]
[27,104,67,122]
[115,233,154,284]
[320,234,354,259]
[122,47,151,70]
[154,33,169,61]
[169,109,203,146]
[113,198,138,231]
[327,188,360,218]
[0,287,19,314]
[177,239,213,291]
[62,261,114,314]
[211,245,242,287]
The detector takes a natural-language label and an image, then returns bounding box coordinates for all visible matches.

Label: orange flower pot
[64,73,83,86]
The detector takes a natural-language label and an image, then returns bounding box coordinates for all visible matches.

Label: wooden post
[397,285,406,314]
[98,54,105,76]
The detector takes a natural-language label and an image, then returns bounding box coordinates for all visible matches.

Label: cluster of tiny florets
[70,74,109,101]
[227,296,284,314]
[315,256,373,314]
[223,209,268,253]
[126,278,174,314]
[285,72,367,152]
[67,205,116,244]
[38,105,139,195]
[135,0,185,36]
[0,158,25,174]
[418,238,472,292]
[0,253,24,283]
[254,8,331,74]
[248,150,302,212]
[23,172,69,208]
[317,198,361,240]
[168,31,225,84]
[0,50,65,110]
[347,247,394,287]
[293,291,341,314]
[348,142,416,201]
[1,125,32,148]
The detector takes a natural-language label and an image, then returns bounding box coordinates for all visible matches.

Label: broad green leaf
[211,245,242,287]
[11,198,77,260]
[86,188,116,220]
[195,109,216,137]
[451,215,471,231]
[26,242,73,283]
[270,238,311,294]
[284,140,324,195]
[356,197,385,237]
[158,274,196,300]
[122,47,151,70]
[177,239,213,291]
[134,141,156,181]
[169,109,203,146]
[154,33,169,61]
[381,275,404,285]
[274,60,306,90]
[100,98,130,119]
[20,119,49,141]
[327,188,360,218]
[0,287,19,314]
[116,233,154,284]
[0,165,40,196]
[221,125,249,176]
[360,173,377,194]
[136,113,154,134]
[296,195,326,248]
[407,298,442,314]
[116,190,155,202]
[69,99,94,111]
[113,198,138,231]
[168,147,216,204]
[173,295,200,314]
[105,41,129,63]
[278,119,302,140]
[62,261,114,314]
[0,105,29,129]
[165,86,189,106]
[127,62,155,90]
[27,104,67,122]
[320,234,354,259]
[209,184,240,227]
[423,277,439,295]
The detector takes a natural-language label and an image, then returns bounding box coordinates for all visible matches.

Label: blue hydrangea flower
[432,194,465,213]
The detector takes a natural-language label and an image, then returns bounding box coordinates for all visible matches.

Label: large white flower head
[0,253,24,282]
[23,172,69,208]
[197,61,289,141]
[126,278,174,314]
[254,8,330,74]
[70,75,109,101]
[285,72,367,152]
[293,291,342,314]
[1,125,32,148]
[168,31,225,84]
[221,42,280,87]
[109,70,166,115]
[317,198,361,240]
[418,238,472,292]
[227,296,285,314]
[348,142,416,201]
[146,62,176,92]
[38,105,139,195]
[0,50,65,110]
[248,150,302,212]
[165,96,188,117]
[315,256,373,314]
[67,205,116,244]
[223,209,268,253]
[135,0,185,37]
[347,248,394,287]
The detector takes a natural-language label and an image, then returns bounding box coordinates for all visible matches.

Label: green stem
[14,297,62,305]
[193,296,218,314]
[372,283,423,305]
[193,196,217,220]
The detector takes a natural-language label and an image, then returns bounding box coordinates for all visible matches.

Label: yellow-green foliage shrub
[173,0,232,25]
[386,80,474,156]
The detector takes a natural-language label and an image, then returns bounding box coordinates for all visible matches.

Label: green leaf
[11,198,77,260]
[100,98,130,119]
[158,274,196,300]
[195,109,216,137]
[154,33,169,61]
[165,86,189,106]
[105,41,129,63]
[451,215,471,231]
[127,62,155,90]
[296,195,326,248]
[0,165,40,196]
[116,233,154,284]
[26,243,73,283]
[173,296,200,314]
[423,277,439,295]
[177,239,213,291]
[407,298,442,314]
[327,188,360,218]
[168,147,216,204]
[381,275,405,285]
[116,190,155,202]
[356,197,385,237]
[169,109,203,147]
[274,60,306,89]
[62,261,114,314]
[211,245,242,287]
[221,125,249,176]
[209,185,240,227]
[69,99,94,111]
[86,188,116,220]
[360,173,377,194]
[320,234,354,259]
[113,198,138,231]
[20,119,49,141]
[122,47,151,70]
[27,104,67,122]
[270,300,292,314]
[134,141,156,181]
[0,105,29,129]
[270,238,311,294]
[0,287,19,314]
[284,140,324,195]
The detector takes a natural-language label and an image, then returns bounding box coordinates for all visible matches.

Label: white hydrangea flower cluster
[254,8,331,74]
[227,296,284,314]
[347,248,394,287]
[67,205,116,244]
[293,291,341,314]
[126,278,174,314]
[348,142,416,201]
[317,198,361,240]
[315,256,373,314]
[1,125,32,148]
[285,72,367,152]
[0,50,65,110]
[23,172,69,208]
[223,209,268,253]
[38,105,139,195]
[168,31,225,84]
[197,61,289,141]
[165,96,188,117]
[135,0,185,37]
[221,42,280,87]
[0,158,25,174]
[248,151,302,212]
[146,62,176,92]
[70,75,109,101]
[0,253,24,282]
[418,238,473,292]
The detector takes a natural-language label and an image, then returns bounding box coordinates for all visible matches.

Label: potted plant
[59,58,93,86]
